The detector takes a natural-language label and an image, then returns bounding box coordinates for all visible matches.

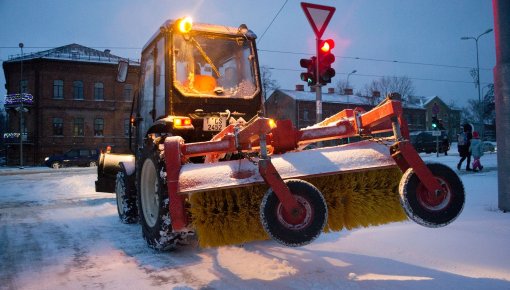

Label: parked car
[483,142,496,153]
[410,131,450,154]
[44,149,99,169]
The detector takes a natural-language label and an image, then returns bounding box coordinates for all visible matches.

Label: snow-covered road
[1,151,509,290]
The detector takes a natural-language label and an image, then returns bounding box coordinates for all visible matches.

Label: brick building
[266,86,427,130]
[2,44,140,166]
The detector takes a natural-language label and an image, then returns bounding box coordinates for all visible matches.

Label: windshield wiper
[190,37,221,78]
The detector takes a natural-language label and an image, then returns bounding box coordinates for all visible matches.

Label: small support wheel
[115,168,138,224]
[260,179,327,247]
[399,162,465,227]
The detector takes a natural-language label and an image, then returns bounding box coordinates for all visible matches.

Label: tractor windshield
[173,33,258,99]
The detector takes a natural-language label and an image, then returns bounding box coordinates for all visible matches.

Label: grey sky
[0,0,495,107]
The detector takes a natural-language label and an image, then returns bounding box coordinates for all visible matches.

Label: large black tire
[137,142,183,251]
[260,179,327,247]
[115,168,138,224]
[399,162,465,227]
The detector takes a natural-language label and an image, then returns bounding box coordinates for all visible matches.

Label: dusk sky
[0,0,495,108]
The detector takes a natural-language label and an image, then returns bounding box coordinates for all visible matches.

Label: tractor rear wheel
[260,179,327,247]
[399,162,465,227]
[115,170,138,224]
[137,143,183,251]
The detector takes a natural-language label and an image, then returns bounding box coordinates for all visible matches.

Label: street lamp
[19,42,24,169]
[345,70,356,144]
[345,70,357,109]
[346,69,357,89]
[461,28,493,137]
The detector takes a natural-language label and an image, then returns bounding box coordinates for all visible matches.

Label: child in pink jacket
[469,131,484,172]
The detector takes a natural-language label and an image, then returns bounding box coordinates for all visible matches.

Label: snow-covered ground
[0,148,509,290]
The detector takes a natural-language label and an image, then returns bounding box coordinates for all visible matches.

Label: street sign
[432,130,442,136]
[301,2,336,39]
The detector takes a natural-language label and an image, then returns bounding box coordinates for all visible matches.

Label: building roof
[275,89,425,109]
[4,43,140,66]
[277,89,369,105]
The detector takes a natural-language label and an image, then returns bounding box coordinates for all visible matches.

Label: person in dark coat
[457,123,473,171]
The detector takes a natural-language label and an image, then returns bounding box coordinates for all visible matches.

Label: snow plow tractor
[96,18,465,251]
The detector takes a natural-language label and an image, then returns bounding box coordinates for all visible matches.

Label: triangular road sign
[301,2,336,39]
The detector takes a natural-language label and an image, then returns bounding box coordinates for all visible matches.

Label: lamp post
[345,69,357,108]
[461,28,493,137]
[19,42,24,169]
[346,70,357,91]
[345,70,356,144]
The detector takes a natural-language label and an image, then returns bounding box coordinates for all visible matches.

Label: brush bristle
[189,167,407,248]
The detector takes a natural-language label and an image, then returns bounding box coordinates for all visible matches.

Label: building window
[73,81,84,100]
[94,118,104,136]
[73,118,84,136]
[303,109,309,121]
[52,117,63,136]
[124,118,130,137]
[20,80,28,93]
[94,82,104,100]
[53,80,64,99]
[123,84,133,100]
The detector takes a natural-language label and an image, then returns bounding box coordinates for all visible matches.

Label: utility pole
[315,38,322,123]
[493,0,510,212]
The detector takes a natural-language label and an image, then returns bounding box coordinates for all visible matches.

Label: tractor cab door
[136,36,167,147]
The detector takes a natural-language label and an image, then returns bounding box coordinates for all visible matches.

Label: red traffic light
[320,39,335,53]
[318,39,336,84]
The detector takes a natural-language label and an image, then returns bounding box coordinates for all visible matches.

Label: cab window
[173,33,258,99]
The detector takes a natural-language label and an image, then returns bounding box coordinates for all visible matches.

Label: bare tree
[359,79,383,105]
[360,76,415,105]
[335,79,349,95]
[336,79,354,95]
[260,66,279,102]
[483,84,495,123]
[463,84,495,127]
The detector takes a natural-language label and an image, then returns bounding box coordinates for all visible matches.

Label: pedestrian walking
[457,123,473,171]
[442,134,449,156]
[469,131,484,172]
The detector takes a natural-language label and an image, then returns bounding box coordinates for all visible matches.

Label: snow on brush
[179,140,396,193]
[1,146,510,289]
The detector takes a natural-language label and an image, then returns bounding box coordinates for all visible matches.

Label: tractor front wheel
[137,143,182,251]
[260,179,327,247]
[399,162,465,227]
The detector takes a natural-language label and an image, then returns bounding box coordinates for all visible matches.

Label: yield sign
[301,2,336,39]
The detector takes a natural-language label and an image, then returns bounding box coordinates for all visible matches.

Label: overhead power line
[264,66,490,85]
[1,45,490,71]
[0,46,140,50]
[258,49,493,71]
[257,0,289,44]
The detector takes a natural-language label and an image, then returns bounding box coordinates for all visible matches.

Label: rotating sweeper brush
[128,95,465,249]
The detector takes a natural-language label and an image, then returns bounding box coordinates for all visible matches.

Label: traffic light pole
[315,38,322,123]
